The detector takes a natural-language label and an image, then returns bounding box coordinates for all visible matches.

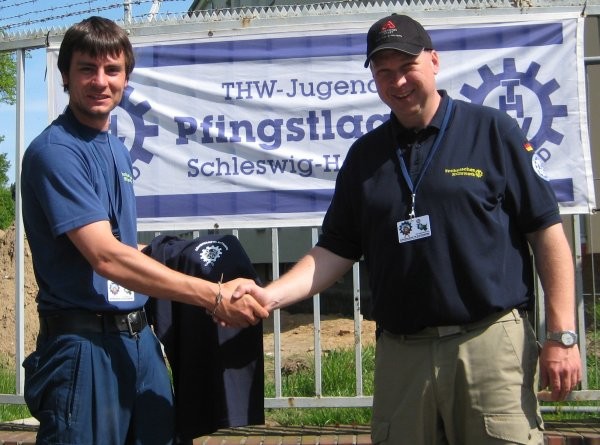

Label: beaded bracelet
[210,273,224,317]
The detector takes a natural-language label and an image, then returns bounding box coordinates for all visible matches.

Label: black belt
[39,309,148,337]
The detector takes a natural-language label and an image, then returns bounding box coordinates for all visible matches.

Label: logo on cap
[377,20,401,43]
[381,20,396,31]
[364,14,432,68]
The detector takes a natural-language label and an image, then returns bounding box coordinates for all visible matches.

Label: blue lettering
[175,117,197,145]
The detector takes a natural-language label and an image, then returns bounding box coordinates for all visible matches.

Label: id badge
[107,280,135,302]
[397,215,432,243]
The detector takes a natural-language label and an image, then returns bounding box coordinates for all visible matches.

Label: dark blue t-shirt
[317,92,561,334]
[21,107,147,313]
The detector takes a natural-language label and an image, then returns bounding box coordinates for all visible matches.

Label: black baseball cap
[364,14,433,68]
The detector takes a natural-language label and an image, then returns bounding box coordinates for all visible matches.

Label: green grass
[264,345,375,426]
[0,365,31,422]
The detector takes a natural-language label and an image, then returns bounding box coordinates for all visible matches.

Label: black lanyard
[396,98,453,218]
[87,132,123,240]
[105,137,122,240]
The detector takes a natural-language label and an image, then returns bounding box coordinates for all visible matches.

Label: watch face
[561,332,576,346]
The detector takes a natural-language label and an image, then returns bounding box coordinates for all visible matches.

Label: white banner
[48,15,595,230]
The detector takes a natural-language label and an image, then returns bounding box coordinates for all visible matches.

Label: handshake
[204,245,351,329]
[207,277,273,328]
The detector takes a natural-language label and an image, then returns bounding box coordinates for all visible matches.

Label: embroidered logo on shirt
[444,167,484,179]
[121,172,134,184]
[195,240,229,266]
[532,153,549,181]
[524,142,534,152]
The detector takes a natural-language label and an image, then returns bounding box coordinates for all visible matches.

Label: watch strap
[546,330,578,346]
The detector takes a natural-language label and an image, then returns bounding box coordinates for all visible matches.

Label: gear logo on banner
[110,86,159,178]
[460,57,567,152]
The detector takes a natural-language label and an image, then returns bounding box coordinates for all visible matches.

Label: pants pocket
[22,351,42,415]
[370,419,390,444]
[23,337,87,429]
[484,413,542,444]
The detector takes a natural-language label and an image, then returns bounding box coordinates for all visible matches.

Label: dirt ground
[263,311,376,362]
[0,225,376,368]
[0,225,39,369]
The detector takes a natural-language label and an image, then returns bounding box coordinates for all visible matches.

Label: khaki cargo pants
[371,309,543,445]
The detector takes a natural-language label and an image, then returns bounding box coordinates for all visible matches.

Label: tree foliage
[0,152,9,188]
[0,187,14,230]
[0,50,16,229]
[0,153,13,230]
[0,51,16,106]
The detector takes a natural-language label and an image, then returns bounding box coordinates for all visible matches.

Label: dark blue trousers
[23,326,174,444]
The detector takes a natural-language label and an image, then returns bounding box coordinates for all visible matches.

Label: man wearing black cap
[233,14,581,445]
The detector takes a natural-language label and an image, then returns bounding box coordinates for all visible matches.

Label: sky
[0,0,193,184]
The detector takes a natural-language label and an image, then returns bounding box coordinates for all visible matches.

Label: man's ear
[61,72,69,92]
[430,50,440,75]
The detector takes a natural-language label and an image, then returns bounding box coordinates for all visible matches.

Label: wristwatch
[546,330,578,347]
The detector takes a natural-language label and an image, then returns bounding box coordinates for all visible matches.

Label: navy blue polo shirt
[317,91,561,334]
[21,107,147,313]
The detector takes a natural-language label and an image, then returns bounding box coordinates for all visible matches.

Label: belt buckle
[126,311,139,336]
[436,325,463,337]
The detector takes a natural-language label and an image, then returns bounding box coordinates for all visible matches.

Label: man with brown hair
[21,16,267,444]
